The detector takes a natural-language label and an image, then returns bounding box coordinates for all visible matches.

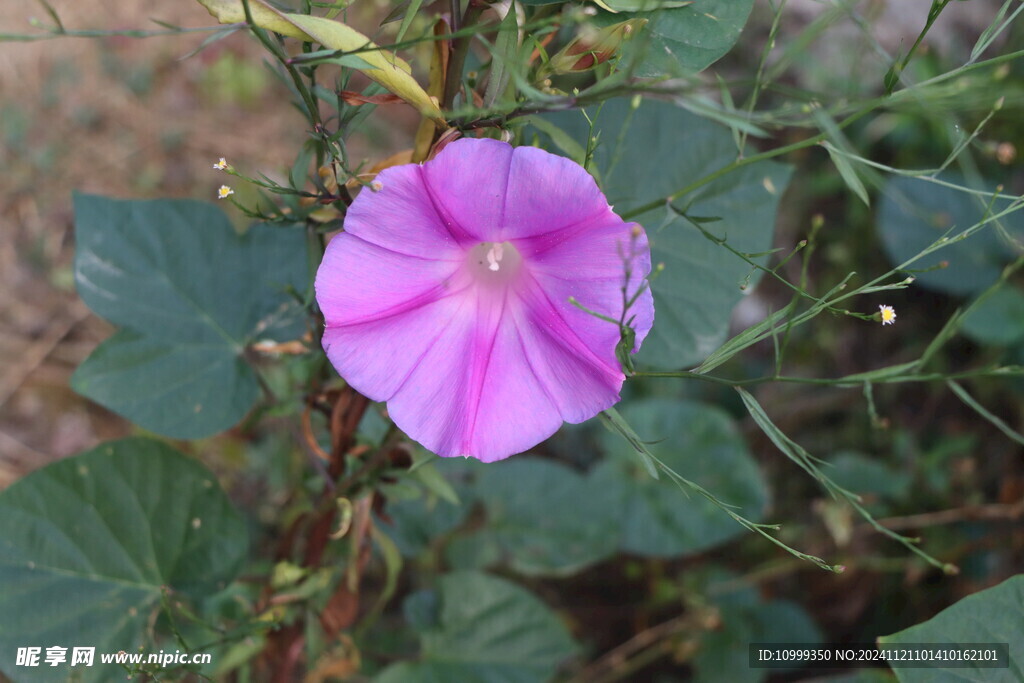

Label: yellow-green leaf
[196,0,444,124]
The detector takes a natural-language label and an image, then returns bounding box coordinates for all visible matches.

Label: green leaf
[823,142,871,207]
[698,601,820,683]
[827,450,911,503]
[0,438,247,683]
[878,175,1023,296]
[692,571,822,683]
[72,329,261,439]
[811,104,874,207]
[72,194,308,439]
[483,6,519,108]
[598,0,755,75]
[961,285,1024,346]
[366,526,404,627]
[522,115,588,167]
[376,571,578,683]
[380,495,468,558]
[594,398,768,557]
[407,448,462,505]
[450,457,619,576]
[411,462,461,506]
[540,98,792,369]
[394,0,425,43]
[879,574,1024,682]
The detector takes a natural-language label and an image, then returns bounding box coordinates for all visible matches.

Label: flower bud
[544,19,647,75]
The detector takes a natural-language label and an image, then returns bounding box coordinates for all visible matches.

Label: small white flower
[217,185,234,200]
[213,157,228,170]
[879,304,896,325]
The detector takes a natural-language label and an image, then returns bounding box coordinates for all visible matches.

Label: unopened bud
[544,19,647,75]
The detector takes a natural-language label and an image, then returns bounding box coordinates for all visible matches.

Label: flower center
[466,241,522,286]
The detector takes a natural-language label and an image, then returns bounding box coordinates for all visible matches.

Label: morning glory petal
[315,137,656,461]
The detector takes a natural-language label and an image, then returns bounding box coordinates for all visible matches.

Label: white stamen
[486,243,504,271]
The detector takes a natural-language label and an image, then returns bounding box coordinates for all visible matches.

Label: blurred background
[0,2,307,485]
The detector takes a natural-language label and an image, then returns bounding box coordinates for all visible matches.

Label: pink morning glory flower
[315,138,654,462]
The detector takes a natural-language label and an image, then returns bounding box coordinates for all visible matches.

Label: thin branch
[871,500,1024,532]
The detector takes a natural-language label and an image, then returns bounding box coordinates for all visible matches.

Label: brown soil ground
[0,2,326,486]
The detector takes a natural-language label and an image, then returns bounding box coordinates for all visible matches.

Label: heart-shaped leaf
[72,194,309,438]
[0,438,247,683]
[878,175,1023,296]
[879,574,1022,682]
[376,571,578,683]
[597,0,755,75]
